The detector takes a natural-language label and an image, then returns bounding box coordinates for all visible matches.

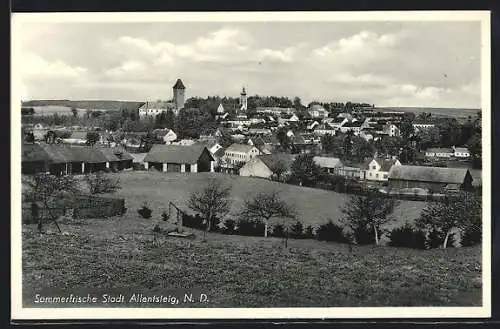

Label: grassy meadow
[21,171,482,307]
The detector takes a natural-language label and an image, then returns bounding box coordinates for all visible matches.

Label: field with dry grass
[22,215,482,307]
[21,171,482,307]
[105,171,425,230]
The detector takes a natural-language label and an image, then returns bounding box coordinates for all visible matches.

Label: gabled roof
[259,153,296,170]
[225,143,258,154]
[313,156,343,168]
[365,157,399,171]
[173,79,186,89]
[453,147,470,153]
[425,148,454,154]
[139,101,176,110]
[343,121,363,128]
[144,144,212,164]
[98,147,134,162]
[388,165,471,184]
[22,144,51,163]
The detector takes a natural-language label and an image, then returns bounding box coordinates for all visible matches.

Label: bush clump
[388,223,427,249]
[316,221,348,243]
[236,218,266,236]
[223,219,236,234]
[138,203,152,219]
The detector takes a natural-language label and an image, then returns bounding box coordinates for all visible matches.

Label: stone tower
[172,78,186,110]
[239,86,247,111]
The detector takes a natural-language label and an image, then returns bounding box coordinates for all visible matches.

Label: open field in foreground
[22,217,482,307]
[105,171,425,232]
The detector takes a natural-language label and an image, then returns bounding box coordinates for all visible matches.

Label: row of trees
[175,178,481,249]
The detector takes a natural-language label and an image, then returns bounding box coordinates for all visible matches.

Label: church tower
[172,78,186,111]
[239,86,247,111]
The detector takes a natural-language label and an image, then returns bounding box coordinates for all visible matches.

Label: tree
[85,172,121,194]
[341,191,399,245]
[86,131,100,146]
[293,97,304,110]
[239,190,297,238]
[187,179,232,238]
[23,174,79,233]
[71,107,78,118]
[45,130,57,144]
[290,153,321,187]
[399,116,415,142]
[415,191,481,249]
[267,156,289,182]
[276,129,291,150]
[320,134,340,155]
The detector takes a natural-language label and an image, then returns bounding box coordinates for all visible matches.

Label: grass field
[22,171,481,307]
[106,171,425,233]
[22,217,482,307]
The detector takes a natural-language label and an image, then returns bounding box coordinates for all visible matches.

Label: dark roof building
[388,165,473,190]
[144,144,214,173]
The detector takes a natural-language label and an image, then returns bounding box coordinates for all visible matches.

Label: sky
[17,20,482,108]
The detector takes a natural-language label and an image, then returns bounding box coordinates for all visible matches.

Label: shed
[144,144,214,173]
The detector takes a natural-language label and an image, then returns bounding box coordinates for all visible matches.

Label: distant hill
[21,100,145,111]
[375,107,480,118]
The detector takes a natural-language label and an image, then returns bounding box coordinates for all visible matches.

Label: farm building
[21,144,51,174]
[144,144,214,173]
[388,165,474,191]
[98,147,134,171]
[223,143,260,167]
[22,144,135,175]
[425,147,454,158]
[363,157,401,182]
[453,146,471,158]
[239,153,295,179]
[313,156,344,174]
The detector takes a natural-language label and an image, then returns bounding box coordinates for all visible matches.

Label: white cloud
[105,60,147,77]
[22,53,88,79]
[257,47,296,63]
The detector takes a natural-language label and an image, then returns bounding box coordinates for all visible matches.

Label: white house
[308,105,329,119]
[138,101,178,117]
[328,117,349,129]
[413,122,436,132]
[453,146,471,158]
[217,103,225,114]
[313,123,336,136]
[425,148,454,158]
[384,123,401,137]
[162,129,178,144]
[340,121,363,134]
[364,157,402,181]
[223,143,261,167]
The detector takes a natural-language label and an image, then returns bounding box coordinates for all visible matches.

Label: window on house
[376,174,379,178]
[384,174,388,179]
[371,165,377,170]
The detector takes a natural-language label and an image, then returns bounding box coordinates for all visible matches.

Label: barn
[143,144,214,173]
[99,147,134,171]
[22,144,51,174]
[239,153,295,179]
[388,165,474,191]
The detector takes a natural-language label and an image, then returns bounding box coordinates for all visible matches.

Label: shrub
[138,203,152,219]
[152,224,161,233]
[304,225,315,239]
[161,211,169,222]
[236,218,266,236]
[290,221,304,238]
[461,225,481,247]
[182,213,204,230]
[272,224,286,238]
[425,230,456,249]
[388,224,427,249]
[316,221,348,243]
[353,226,375,245]
[223,219,236,234]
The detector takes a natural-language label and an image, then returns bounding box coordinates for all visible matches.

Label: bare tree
[342,191,399,245]
[187,178,232,238]
[23,174,79,233]
[85,172,121,195]
[239,190,297,238]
